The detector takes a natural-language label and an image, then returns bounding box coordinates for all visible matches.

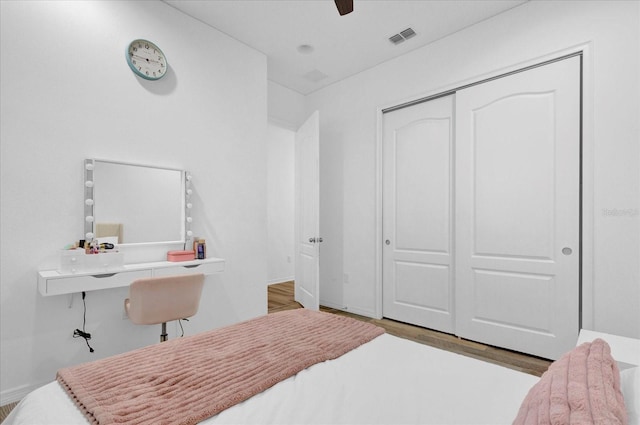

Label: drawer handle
[91,273,117,278]
[183,265,200,269]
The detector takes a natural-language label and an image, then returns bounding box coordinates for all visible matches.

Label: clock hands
[129,53,164,65]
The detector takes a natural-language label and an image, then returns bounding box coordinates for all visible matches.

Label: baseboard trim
[267,278,294,286]
[321,300,377,319]
[1,382,41,405]
[344,305,377,319]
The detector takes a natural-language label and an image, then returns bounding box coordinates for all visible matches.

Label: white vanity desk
[38,257,225,296]
[39,159,223,297]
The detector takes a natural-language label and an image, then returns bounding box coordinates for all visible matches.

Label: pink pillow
[513,338,627,425]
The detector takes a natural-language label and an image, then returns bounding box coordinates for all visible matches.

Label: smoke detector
[304,69,328,83]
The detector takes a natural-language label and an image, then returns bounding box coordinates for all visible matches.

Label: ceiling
[164,0,529,95]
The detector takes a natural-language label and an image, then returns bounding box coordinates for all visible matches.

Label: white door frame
[374,42,595,330]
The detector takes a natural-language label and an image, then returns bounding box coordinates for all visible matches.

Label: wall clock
[126,39,167,80]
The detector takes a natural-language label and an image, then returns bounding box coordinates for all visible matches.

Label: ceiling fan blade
[334,0,353,16]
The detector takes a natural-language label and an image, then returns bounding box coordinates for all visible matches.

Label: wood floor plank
[0,401,17,423]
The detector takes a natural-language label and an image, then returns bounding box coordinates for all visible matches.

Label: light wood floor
[0,402,17,424]
[0,282,550,423]
[270,281,551,377]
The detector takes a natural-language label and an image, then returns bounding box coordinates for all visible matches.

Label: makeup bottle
[193,239,199,257]
[197,239,206,259]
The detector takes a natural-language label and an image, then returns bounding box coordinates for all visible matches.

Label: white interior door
[294,111,320,310]
[382,95,455,333]
[455,56,581,359]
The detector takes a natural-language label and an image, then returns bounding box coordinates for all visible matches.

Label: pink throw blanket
[513,338,627,425]
[57,309,385,425]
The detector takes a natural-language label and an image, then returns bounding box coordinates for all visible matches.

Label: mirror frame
[84,159,191,246]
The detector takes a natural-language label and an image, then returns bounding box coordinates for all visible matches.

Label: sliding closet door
[382,95,455,333]
[455,57,580,359]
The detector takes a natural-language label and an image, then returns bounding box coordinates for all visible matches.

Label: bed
[4,309,639,425]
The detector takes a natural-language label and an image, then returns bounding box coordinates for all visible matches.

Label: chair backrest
[96,223,123,244]
[126,274,205,325]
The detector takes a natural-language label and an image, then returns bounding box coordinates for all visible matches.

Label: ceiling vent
[389,27,417,45]
[389,34,404,45]
[400,28,416,40]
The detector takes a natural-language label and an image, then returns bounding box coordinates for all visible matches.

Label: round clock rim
[125,39,167,81]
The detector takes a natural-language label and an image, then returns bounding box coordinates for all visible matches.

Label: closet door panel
[382,95,455,333]
[472,269,553,332]
[395,121,450,252]
[473,93,555,259]
[395,262,450,312]
[455,56,581,359]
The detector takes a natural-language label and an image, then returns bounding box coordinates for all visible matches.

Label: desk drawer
[45,270,152,296]
[152,260,225,277]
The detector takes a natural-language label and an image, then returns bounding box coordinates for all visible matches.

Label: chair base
[161,322,168,342]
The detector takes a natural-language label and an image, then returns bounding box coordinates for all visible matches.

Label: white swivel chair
[125,274,205,342]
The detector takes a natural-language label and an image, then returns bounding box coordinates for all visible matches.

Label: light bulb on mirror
[85,232,94,240]
[186,174,192,181]
[186,203,192,209]
[85,163,94,171]
[85,199,94,206]
[186,230,193,237]
[85,180,94,188]
[85,215,94,223]
[186,189,193,195]
[186,217,192,223]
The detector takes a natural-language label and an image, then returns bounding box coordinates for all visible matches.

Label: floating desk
[37,257,225,296]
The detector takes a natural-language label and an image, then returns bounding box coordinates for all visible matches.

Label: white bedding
[9,329,640,425]
[5,333,539,425]
[4,334,538,425]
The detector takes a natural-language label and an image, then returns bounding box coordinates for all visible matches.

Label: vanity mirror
[84,159,192,245]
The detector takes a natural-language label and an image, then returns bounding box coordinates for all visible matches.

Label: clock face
[126,39,167,80]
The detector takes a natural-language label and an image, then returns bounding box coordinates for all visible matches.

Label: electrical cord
[178,318,189,337]
[73,291,95,353]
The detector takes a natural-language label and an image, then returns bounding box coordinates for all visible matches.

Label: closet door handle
[309,237,316,243]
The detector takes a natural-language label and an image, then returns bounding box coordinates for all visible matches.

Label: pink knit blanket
[57,309,385,425]
[513,338,627,425]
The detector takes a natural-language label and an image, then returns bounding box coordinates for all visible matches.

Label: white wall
[0,1,267,403]
[268,81,307,130]
[267,123,295,284]
[266,82,304,286]
[307,0,640,336]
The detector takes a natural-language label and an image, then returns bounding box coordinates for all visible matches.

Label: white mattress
[5,333,539,425]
